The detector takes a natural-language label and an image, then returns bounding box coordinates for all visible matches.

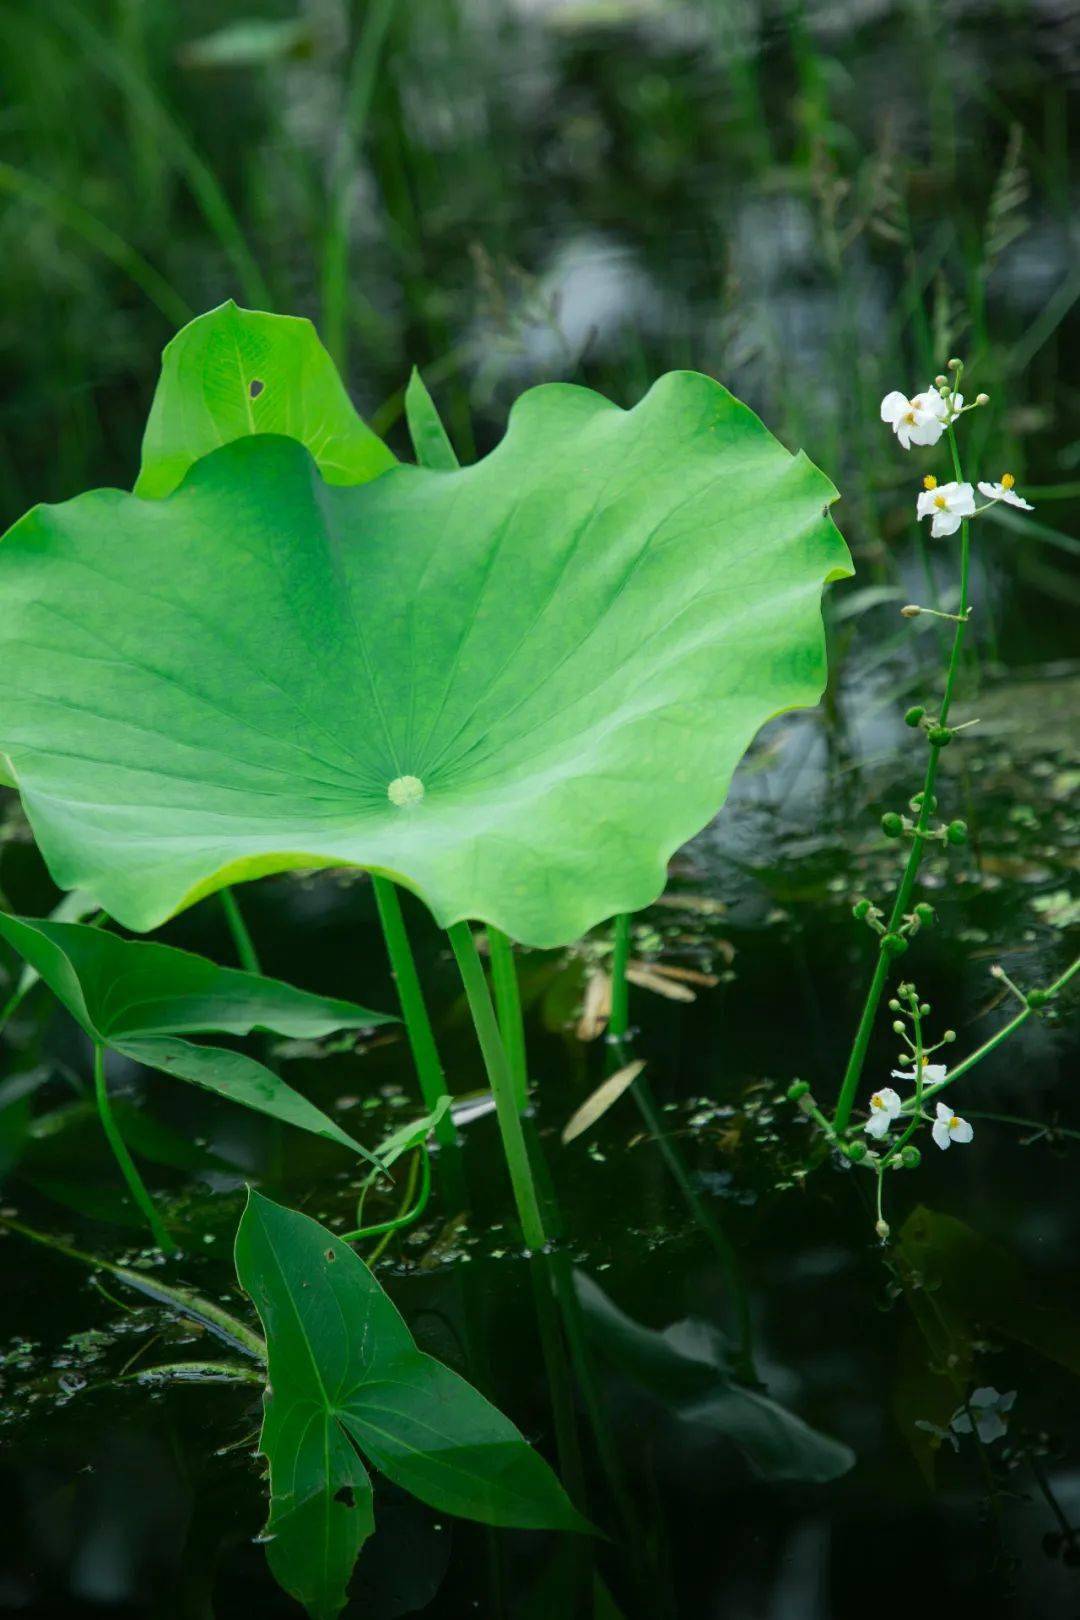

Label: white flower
[977,474,1033,511]
[916,477,976,537]
[891,1061,947,1088]
[864,1085,903,1138]
[931,1100,973,1151]
[881,387,948,449]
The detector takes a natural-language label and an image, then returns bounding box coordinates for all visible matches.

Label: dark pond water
[2,0,1079,1614]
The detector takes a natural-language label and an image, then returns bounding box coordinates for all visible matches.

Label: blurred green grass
[0,0,1076,630]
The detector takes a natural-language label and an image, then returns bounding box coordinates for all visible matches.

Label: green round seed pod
[1027,989,1049,1009]
[904,705,926,728]
[881,933,908,956]
[945,819,968,845]
[852,898,871,920]
[881,812,904,838]
[845,1140,868,1162]
[928,726,952,747]
[914,902,935,925]
[901,1145,922,1169]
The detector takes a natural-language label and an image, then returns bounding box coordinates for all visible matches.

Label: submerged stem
[448,921,547,1250]
[487,925,528,1112]
[92,1044,177,1254]
[371,875,456,1150]
[833,421,972,1131]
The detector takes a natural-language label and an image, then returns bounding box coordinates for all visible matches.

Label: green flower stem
[916,954,1079,1109]
[609,912,632,1042]
[92,1043,177,1254]
[448,921,547,1251]
[833,419,972,1132]
[371,875,456,1151]
[487,925,528,1112]
[219,887,261,975]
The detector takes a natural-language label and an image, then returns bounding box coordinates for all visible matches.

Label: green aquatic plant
[787,358,1079,1233]
[0,300,850,1243]
[0,916,393,1248]
[235,1191,589,1620]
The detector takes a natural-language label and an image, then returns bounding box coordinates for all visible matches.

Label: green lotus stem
[448,921,548,1251]
[219,887,261,975]
[609,912,632,1042]
[487,925,528,1112]
[833,419,972,1132]
[371,875,456,1150]
[92,1044,177,1254]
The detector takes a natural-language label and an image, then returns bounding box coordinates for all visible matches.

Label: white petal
[921,1064,948,1085]
[930,509,962,537]
[977,481,999,500]
[1002,489,1034,510]
[916,490,937,519]
[932,1119,952,1150]
[935,1101,952,1120]
[880,391,908,424]
[865,1112,891,1138]
[908,416,945,446]
[953,483,976,515]
[949,1118,973,1144]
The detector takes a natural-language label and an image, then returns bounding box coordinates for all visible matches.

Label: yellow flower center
[933,494,948,509]
[871,1094,884,1110]
[950,1116,961,1129]
[904,412,916,424]
[923,475,938,490]
[1001,472,1015,489]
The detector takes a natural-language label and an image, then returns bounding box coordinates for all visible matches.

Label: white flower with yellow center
[977,472,1033,511]
[864,1085,903,1139]
[891,1060,947,1088]
[931,1101,973,1151]
[916,475,976,538]
[880,387,949,449]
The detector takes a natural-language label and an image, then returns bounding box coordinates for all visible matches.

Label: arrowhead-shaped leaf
[0,370,849,947]
[0,916,391,1158]
[236,1190,587,1619]
[135,300,396,498]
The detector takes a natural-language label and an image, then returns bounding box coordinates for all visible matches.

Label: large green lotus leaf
[235,1190,587,1619]
[0,372,850,947]
[135,299,396,498]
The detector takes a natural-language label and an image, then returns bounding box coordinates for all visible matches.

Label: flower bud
[852,898,871,920]
[901,604,921,618]
[928,726,952,747]
[881,933,908,956]
[943,1029,956,1042]
[787,1080,810,1102]
[946,819,968,845]
[947,357,962,370]
[1027,989,1049,1009]
[920,1002,930,1015]
[904,705,925,728]
[934,374,948,388]
[845,1140,867,1162]
[875,1217,891,1240]
[901,1145,922,1168]
[975,392,989,406]
[881,812,904,838]
[892,1020,905,1034]
[914,902,935,925]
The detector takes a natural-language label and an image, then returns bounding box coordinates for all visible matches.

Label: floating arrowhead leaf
[0,370,849,947]
[235,1191,587,1619]
[135,300,396,498]
[0,916,391,1157]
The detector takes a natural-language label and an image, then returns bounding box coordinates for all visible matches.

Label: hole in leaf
[334,1485,355,1508]
[249,378,265,398]
[325,1248,336,1262]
